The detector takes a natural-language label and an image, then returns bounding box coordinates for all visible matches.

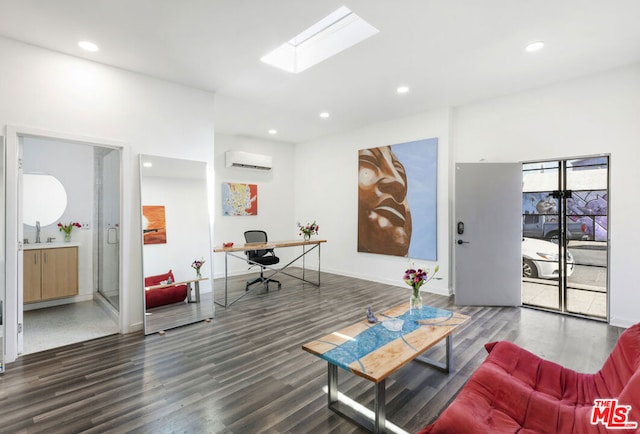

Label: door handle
[457,239,469,245]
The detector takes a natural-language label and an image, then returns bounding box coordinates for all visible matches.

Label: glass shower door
[96,148,120,310]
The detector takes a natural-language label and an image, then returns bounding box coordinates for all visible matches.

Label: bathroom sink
[24,241,80,250]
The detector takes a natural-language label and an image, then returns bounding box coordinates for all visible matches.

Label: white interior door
[455,163,521,305]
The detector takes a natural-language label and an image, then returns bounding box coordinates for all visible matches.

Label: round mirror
[23,174,68,226]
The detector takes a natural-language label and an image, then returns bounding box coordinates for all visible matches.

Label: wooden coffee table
[302,303,470,433]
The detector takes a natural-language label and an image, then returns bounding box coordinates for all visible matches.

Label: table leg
[187,281,201,303]
[328,363,338,407]
[326,362,387,433]
[416,335,453,372]
[374,379,386,433]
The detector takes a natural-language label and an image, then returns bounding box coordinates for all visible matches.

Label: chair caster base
[246,279,281,292]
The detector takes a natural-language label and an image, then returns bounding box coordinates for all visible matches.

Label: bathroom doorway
[19,134,121,354]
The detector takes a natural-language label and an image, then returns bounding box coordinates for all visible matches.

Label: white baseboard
[610,317,637,329]
[23,293,94,311]
[127,321,144,333]
[320,266,453,297]
[213,266,454,297]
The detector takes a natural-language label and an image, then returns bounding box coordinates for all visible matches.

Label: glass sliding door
[522,157,609,320]
[522,161,562,310]
[564,157,608,319]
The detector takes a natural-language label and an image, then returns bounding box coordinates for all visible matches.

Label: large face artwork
[358,146,412,256]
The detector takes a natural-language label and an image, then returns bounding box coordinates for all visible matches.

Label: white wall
[0,36,215,361]
[22,136,95,307]
[141,176,212,294]
[293,108,452,296]
[213,134,295,277]
[453,64,640,327]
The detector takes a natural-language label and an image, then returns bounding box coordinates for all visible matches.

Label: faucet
[35,220,41,243]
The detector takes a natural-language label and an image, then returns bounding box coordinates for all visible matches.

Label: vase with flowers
[191,258,206,278]
[297,221,319,241]
[58,222,81,242]
[403,264,439,312]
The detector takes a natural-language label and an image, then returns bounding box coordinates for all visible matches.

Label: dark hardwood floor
[0,271,623,433]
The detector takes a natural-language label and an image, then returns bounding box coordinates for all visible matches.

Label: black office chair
[244,230,282,291]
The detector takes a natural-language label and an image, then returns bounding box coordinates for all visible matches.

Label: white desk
[213,239,326,307]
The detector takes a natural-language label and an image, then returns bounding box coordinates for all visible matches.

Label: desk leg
[215,253,229,308]
[318,243,321,285]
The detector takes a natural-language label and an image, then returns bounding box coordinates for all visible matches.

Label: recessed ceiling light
[319,112,330,119]
[78,40,99,52]
[268,129,278,135]
[525,40,544,53]
[396,86,410,94]
[143,162,152,168]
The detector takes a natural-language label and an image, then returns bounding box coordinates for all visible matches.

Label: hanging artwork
[222,182,258,216]
[142,205,167,245]
[357,138,438,260]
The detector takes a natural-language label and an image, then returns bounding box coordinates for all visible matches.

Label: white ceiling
[1,0,640,144]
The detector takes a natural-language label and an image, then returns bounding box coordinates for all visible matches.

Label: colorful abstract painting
[142,205,167,245]
[357,138,438,260]
[222,182,258,216]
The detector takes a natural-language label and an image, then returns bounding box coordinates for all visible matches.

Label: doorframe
[4,125,128,363]
[521,154,610,321]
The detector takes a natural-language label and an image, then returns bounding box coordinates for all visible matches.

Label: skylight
[261,6,379,73]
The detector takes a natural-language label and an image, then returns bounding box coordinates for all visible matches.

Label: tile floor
[522,280,607,319]
[23,299,119,354]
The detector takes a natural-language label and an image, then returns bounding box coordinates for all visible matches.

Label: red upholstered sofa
[420,323,640,434]
[144,270,188,309]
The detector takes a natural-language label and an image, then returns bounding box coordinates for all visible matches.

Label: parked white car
[522,237,575,279]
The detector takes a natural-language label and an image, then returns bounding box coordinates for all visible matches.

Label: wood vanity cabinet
[23,246,79,303]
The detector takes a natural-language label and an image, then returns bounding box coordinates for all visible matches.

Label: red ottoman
[144,270,187,309]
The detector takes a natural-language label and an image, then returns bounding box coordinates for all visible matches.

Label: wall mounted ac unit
[225,151,273,171]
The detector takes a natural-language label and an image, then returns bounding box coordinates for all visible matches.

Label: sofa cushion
[145,285,187,309]
[419,323,640,434]
[144,269,176,287]
[144,270,187,309]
